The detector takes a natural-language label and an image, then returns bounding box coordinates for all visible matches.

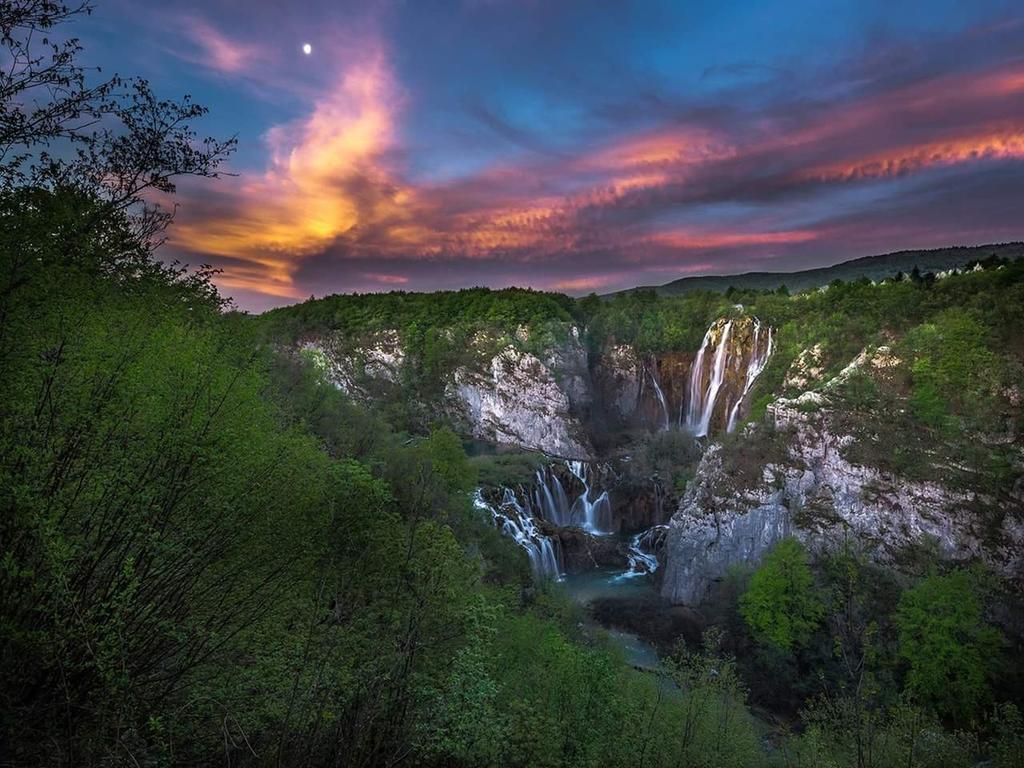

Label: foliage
[740,538,825,651]
[786,698,975,768]
[663,631,765,768]
[895,569,1002,722]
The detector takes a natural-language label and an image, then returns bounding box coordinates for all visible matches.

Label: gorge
[287,272,1024,670]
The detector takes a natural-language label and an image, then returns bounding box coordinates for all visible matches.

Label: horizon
[252,240,1023,311]
[79,0,1024,311]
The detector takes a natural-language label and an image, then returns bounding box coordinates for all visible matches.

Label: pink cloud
[364,272,410,285]
[182,18,263,74]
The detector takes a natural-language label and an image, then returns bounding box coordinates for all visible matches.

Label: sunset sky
[82,0,1024,311]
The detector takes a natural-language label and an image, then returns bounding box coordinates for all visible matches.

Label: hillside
[609,242,1024,297]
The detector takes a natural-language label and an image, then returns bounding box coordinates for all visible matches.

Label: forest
[2,3,1023,767]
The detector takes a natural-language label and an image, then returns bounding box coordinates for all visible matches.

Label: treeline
[260,287,577,343]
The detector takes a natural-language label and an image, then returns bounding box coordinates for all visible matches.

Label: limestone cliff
[301,325,594,458]
[661,347,1024,605]
[448,335,592,458]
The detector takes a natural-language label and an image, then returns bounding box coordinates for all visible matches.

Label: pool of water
[559,567,658,604]
[558,568,664,671]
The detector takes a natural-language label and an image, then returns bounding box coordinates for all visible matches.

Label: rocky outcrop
[300,330,405,397]
[591,345,642,422]
[450,341,592,458]
[301,325,594,458]
[549,525,630,571]
[661,348,1024,605]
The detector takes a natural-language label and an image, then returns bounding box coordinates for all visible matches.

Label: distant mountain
[612,242,1024,297]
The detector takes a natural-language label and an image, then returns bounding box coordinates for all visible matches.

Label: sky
[80,0,1024,311]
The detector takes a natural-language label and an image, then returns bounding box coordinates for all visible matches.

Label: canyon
[299,307,1023,616]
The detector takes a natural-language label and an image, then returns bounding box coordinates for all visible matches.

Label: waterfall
[685,328,711,429]
[685,316,774,438]
[481,460,614,581]
[686,320,734,437]
[616,525,667,580]
[530,462,611,533]
[648,363,670,431]
[475,489,562,581]
[726,321,774,433]
[565,460,613,534]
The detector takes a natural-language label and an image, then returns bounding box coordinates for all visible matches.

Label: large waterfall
[686,319,734,437]
[685,316,774,437]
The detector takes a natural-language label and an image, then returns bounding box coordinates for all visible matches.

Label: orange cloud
[172,47,410,297]
[647,229,818,249]
[551,275,622,292]
[581,128,731,174]
[802,128,1024,183]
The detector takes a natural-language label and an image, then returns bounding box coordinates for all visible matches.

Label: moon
[302,43,312,55]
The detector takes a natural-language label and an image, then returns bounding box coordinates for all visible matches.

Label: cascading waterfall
[481,459,617,582]
[686,320,734,437]
[726,321,774,433]
[565,460,613,534]
[648,364,670,431]
[616,525,667,580]
[475,489,562,580]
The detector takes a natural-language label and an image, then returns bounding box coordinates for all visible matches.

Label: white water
[686,320,734,437]
[684,327,710,430]
[481,460,617,582]
[565,460,614,534]
[475,489,562,581]
[726,321,774,433]
[615,525,666,581]
[685,317,774,437]
[648,364,670,431]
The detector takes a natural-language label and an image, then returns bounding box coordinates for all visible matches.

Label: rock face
[551,525,630,571]
[300,330,405,397]
[301,325,594,458]
[299,314,774,456]
[661,350,1024,605]
[450,340,592,458]
[590,346,694,430]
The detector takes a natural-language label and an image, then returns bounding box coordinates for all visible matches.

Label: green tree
[895,570,1000,721]
[740,538,825,651]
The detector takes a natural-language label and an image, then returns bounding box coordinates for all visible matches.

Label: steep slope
[301,324,595,457]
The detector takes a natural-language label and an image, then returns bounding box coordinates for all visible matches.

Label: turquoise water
[558,568,663,671]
